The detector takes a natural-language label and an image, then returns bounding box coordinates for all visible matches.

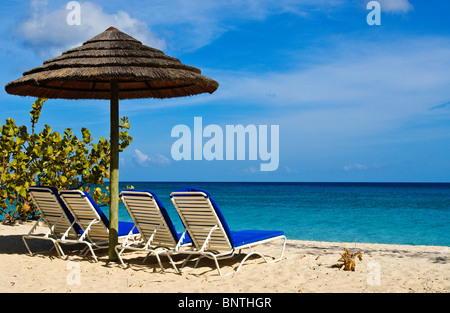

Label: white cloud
[378,0,413,13]
[344,164,368,171]
[133,149,171,167]
[16,1,165,57]
[134,149,150,166]
[245,166,259,173]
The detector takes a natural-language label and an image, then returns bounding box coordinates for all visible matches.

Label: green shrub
[0,98,133,223]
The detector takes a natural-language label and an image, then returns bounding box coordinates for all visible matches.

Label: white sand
[0,221,448,293]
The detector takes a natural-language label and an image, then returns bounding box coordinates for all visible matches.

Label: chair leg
[230,236,287,275]
[213,257,222,276]
[153,252,165,272]
[269,236,287,263]
[22,237,34,257]
[193,256,203,269]
[232,251,268,275]
[142,251,152,263]
[115,246,127,267]
[83,243,98,262]
[23,236,64,258]
[51,239,65,258]
[180,254,194,270]
[142,250,167,273]
[166,252,180,274]
[202,252,223,276]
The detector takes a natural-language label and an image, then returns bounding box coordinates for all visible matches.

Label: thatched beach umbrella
[5,27,219,260]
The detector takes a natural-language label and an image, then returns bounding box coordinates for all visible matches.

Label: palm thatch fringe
[5,27,218,100]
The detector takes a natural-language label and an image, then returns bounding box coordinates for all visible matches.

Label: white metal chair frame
[170,191,287,276]
[115,190,185,273]
[23,188,80,258]
[22,215,65,258]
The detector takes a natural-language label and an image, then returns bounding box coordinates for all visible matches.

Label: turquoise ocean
[100,182,450,247]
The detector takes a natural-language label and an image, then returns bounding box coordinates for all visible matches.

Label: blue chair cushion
[176,232,192,245]
[117,221,139,236]
[231,230,285,247]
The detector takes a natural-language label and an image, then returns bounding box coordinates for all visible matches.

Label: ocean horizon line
[114,181,450,185]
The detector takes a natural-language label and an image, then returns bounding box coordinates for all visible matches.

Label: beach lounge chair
[115,190,191,272]
[23,186,82,258]
[170,188,287,276]
[58,189,139,262]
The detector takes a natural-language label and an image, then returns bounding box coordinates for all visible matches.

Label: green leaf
[18,187,27,198]
[60,175,67,184]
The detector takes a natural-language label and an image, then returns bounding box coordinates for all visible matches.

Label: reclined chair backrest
[120,190,180,248]
[170,187,234,253]
[29,186,80,238]
[59,189,109,242]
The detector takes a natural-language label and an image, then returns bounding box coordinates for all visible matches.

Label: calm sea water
[100,182,450,247]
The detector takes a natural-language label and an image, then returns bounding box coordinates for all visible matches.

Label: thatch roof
[5,27,219,100]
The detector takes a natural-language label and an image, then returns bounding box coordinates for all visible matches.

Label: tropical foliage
[0,98,133,223]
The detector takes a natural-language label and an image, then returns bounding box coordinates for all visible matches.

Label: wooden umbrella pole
[108,79,119,261]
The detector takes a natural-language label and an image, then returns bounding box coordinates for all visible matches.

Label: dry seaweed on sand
[337,248,363,271]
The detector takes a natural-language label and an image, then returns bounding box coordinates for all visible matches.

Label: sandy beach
[0,221,448,293]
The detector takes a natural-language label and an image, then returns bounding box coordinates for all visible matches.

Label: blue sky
[1,0,449,182]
